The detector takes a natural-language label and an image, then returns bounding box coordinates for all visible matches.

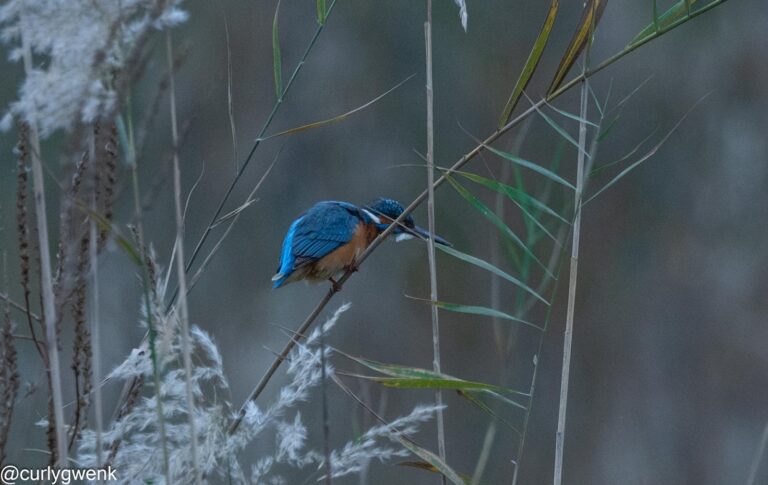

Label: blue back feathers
[273,201,368,288]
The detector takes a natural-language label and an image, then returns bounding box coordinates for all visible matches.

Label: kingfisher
[272,198,451,289]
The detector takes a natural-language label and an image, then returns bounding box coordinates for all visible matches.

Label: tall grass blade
[272,0,283,99]
[499,0,559,127]
[436,245,549,305]
[546,0,607,95]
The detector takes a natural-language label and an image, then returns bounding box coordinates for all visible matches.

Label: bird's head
[363,198,451,246]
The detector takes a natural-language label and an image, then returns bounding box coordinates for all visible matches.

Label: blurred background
[1,0,766,483]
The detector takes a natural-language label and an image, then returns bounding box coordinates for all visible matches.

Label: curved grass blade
[629,0,700,47]
[482,139,577,189]
[545,101,600,128]
[436,245,549,305]
[430,300,543,331]
[398,461,472,484]
[455,170,568,223]
[261,75,414,140]
[461,173,561,245]
[546,0,607,95]
[398,440,467,485]
[458,390,523,434]
[444,175,554,277]
[528,99,592,159]
[499,0,559,127]
[272,0,283,99]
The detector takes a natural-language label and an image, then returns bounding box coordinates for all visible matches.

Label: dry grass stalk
[0,271,21,466]
[424,1,447,481]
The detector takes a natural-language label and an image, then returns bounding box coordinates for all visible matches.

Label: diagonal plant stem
[166,31,201,485]
[20,18,69,467]
[424,2,447,482]
[177,0,339,298]
[227,0,730,435]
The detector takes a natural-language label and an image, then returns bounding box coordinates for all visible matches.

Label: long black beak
[411,225,452,247]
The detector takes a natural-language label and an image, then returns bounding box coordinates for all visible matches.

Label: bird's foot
[347,263,359,274]
[329,277,342,292]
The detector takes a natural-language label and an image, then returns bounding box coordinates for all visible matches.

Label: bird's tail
[271,272,287,289]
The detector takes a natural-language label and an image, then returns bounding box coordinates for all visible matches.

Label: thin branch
[424,2,447,482]
[178,0,339,296]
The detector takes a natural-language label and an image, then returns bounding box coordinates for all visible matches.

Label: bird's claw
[329,278,342,292]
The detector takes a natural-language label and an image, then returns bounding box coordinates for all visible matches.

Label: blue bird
[272,198,451,289]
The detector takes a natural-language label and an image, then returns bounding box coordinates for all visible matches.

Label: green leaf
[445,176,552,275]
[547,0,607,95]
[431,300,544,331]
[337,351,530,397]
[531,102,592,159]
[444,175,554,277]
[436,245,549,305]
[498,0,559,127]
[272,0,283,99]
[316,0,326,24]
[455,170,569,223]
[545,101,600,128]
[630,0,700,46]
[481,143,575,190]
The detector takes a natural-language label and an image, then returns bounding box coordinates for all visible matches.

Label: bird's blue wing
[274,202,360,285]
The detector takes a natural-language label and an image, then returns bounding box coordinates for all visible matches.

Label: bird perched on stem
[272,198,451,289]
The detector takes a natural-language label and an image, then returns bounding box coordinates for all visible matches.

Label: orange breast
[307,222,377,281]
